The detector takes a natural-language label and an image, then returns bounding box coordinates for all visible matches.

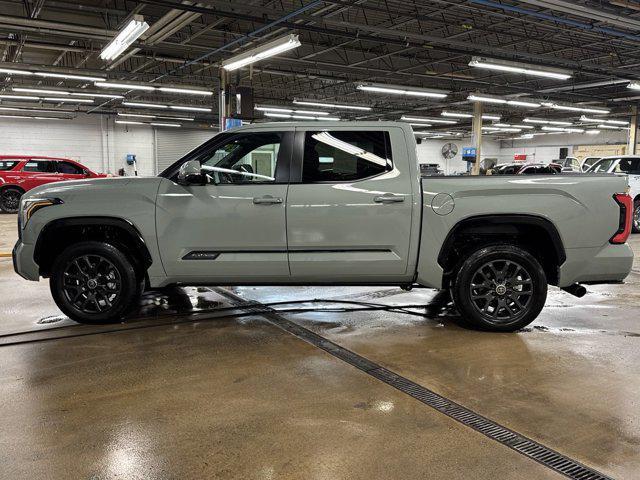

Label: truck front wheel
[452,245,547,332]
[50,241,141,323]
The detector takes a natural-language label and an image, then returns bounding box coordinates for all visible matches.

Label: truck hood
[24,176,163,201]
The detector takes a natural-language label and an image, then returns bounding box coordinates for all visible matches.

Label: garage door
[156,128,217,173]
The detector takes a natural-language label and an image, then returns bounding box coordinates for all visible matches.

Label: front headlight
[20,198,63,229]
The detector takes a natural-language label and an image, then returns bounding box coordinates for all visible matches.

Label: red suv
[0,156,106,213]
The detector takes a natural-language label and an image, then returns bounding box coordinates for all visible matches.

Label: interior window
[198,132,282,184]
[57,161,83,175]
[614,158,640,174]
[302,131,392,183]
[0,160,18,171]
[22,160,56,173]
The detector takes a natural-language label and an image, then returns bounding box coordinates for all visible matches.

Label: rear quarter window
[0,160,19,171]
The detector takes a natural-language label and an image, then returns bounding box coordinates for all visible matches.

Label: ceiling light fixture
[597,124,629,130]
[0,94,39,100]
[70,92,124,99]
[469,56,572,80]
[34,72,105,82]
[43,97,94,103]
[579,115,629,125]
[95,82,155,91]
[293,100,372,111]
[467,94,540,108]
[441,111,501,120]
[401,116,457,124]
[222,34,301,71]
[169,105,212,112]
[541,126,585,133]
[523,118,573,126]
[256,106,328,115]
[264,112,339,121]
[359,83,449,98]
[0,67,33,76]
[158,87,213,96]
[13,87,70,95]
[627,81,640,91]
[541,101,610,114]
[117,113,155,118]
[151,122,181,127]
[115,120,144,125]
[122,101,168,109]
[586,130,601,135]
[100,15,149,61]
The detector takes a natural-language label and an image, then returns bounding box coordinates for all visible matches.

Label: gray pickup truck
[13,122,634,331]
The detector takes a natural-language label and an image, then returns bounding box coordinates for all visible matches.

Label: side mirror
[177,160,206,186]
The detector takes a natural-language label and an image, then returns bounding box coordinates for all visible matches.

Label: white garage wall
[416,136,502,174]
[0,115,104,170]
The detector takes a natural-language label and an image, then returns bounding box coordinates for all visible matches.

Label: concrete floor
[1,212,639,479]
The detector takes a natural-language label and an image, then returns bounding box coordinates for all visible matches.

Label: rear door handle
[374,194,405,203]
[253,195,283,205]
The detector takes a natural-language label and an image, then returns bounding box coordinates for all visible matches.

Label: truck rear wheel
[452,244,547,332]
[50,241,141,323]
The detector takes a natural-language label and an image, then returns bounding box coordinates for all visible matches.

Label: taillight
[610,193,633,244]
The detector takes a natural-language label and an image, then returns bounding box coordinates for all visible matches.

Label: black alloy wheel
[0,188,22,213]
[50,241,141,323]
[452,244,548,332]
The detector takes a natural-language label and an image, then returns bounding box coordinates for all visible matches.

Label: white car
[587,155,640,232]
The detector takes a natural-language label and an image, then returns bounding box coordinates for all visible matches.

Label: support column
[628,105,638,155]
[471,101,483,175]
[219,68,227,131]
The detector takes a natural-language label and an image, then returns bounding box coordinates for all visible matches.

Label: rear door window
[22,160,57,173]
[302,131,392,183]
[614,158,640,174]
[57,161,84,175]
[0,160,19,171]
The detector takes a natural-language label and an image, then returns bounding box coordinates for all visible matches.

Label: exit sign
[514,154,527,161]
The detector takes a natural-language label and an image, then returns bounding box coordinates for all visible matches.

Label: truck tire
[633,200,640,234]
[0,187,23,213]
[50,241,140,323]
[451,244,547,332]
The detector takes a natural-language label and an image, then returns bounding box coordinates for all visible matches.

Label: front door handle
[374,194,405,203]
[253,195,283,205]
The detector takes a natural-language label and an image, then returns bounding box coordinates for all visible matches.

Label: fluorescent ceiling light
[70,92,124,99]
[358,83,448,98]
[441,111,502,120]
[170,105,211,112]
[13,87,69,95]
[627,81,640,91]
[256,106,328,115]
[264,112,339,121]
[44,97,94,103]
[597,124,628,130]
[495,123,535,129]
[408,123,432,127]
[0,94,39,100]
[34,72,105,82]
[293,100,371,111]
[151,122,181,127]
[586,130,601,134]
[158,116,194,121]
[467,94,540,108]
[580,115,629,125]
[95,81,155,91]
[0,68,33,76]
[401,116,457,124]
[116,120,144,125]
[122,101,168,109]
[100,15,149,61]
[469,56,572,80]
[222,34,301,71]
[158,87,212,96]
[541,101,610,114]
[523,118,573,126]
[541,126,585,133]
[118,113,155,118]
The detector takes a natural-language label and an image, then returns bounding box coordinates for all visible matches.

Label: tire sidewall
[453,245,548,332]
[50,241,138,323]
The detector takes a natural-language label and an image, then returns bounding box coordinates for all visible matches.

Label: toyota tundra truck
[12,122,634,331]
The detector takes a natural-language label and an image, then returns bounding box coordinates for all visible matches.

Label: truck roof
[228,121,414,132]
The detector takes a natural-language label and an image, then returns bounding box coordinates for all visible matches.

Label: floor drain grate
[214,288,614,480]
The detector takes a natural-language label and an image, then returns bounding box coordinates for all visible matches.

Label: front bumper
[559,243,634,287]
[12,241,39,281]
